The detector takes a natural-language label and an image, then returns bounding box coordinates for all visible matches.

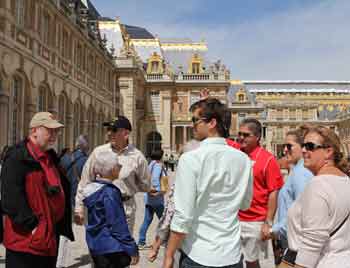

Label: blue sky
[91,0,350,80]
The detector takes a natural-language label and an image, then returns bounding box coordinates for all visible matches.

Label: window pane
[15,0,25,26]
[150,91,160,116]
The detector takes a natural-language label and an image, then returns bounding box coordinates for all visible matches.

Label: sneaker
[138,244,152,250]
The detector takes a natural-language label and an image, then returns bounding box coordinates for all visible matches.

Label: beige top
[75,143,151,213]
[288,174,350,268]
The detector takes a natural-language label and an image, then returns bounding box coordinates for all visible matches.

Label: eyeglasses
[238,131,254,138]
[282,143,293,151]
[191,116,208,125]
[301,142,330,152]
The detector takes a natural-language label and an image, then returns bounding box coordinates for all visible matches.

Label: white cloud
[98,0,350,80]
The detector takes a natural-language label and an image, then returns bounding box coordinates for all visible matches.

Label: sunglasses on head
[191,116,208,124]
[302,142,329,151]
[238,131,253,138]
[283,143,293,151]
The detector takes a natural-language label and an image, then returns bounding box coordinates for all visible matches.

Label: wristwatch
[264,220,273,226]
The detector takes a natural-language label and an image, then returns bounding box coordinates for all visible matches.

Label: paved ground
[0,171,275,267]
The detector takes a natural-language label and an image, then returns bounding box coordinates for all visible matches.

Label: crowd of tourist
[0,90,350,268]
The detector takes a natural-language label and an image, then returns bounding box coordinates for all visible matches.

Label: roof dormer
[147,52,163,74]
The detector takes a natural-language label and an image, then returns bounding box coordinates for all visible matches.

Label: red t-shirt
[239,146,284,222]
[226,139,240,149]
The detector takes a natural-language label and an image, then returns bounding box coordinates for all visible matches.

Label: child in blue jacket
[82,152,139,268]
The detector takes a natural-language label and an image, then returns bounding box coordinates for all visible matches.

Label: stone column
[172,126,176,152]
[0,94,9,148]
[118,76,136,144]
[66,114,74,149]
[162,94,171,153]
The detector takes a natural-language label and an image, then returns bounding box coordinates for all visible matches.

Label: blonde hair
[305,126,349,174]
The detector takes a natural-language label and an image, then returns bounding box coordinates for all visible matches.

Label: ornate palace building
[0,0,117,151]
[99,17,350,157]
[229,81,350,156]
[99,18,230,156]
[2,4,349,158]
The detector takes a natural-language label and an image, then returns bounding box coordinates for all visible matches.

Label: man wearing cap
[74,115,151,232]
[0,112,74,268]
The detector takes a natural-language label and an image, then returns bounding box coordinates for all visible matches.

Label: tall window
[15,0,25,27]
[76,43,83,69]
[38,86,49,111]
[150,91,160,116]
[42,12,50,45]
[62,29,69,59]
[151,61,159,73]
[192,63,200,74]
[73,102,81,142]
[10,76,23,145]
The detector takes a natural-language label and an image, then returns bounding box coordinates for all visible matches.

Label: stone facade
[229,81,350,156]
[336,111,350,156]
[0,0,117,151]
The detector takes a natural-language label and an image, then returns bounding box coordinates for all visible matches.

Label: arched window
[73,101,81,142]
[9,76,24,145]
[238,94,245,102]
[146,131,162,157]
[57,93,68,151]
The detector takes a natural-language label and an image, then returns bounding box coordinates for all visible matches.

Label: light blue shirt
[171,137,253,266]
[144,160,165,206]
[272,159,313,238]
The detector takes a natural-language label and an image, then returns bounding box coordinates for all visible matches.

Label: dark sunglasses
[238,131,253,138]
[107,127,118,132]
[191,116,208,124]
[283,143,293,151]
[302,142,329,151]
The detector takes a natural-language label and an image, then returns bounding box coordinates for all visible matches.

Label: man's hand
[261,223,271,241]
[74,211,84,225]
[163,255,174,268]
[130,255,139,265]
[199,88,210,100]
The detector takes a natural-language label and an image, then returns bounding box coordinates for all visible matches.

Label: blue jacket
[60,149,88,207]
[82,179,138,256]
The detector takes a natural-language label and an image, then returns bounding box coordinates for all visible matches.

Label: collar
[200,137,227,146]
[295,158,305,168]
[27,138,47,160]
[110,143,130,155]
[96,177,115,185]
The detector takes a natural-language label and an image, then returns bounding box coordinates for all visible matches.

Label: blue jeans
[138,204,164,245]
[179,252,243,268]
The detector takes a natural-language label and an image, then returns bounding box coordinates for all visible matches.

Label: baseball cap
[29,112,64,129]
[103,115,132,131]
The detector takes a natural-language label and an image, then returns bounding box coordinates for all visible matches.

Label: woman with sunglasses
[281,126,350,268]
[270,126,313,265]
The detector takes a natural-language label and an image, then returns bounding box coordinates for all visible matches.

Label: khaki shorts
[240,221,269,262]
